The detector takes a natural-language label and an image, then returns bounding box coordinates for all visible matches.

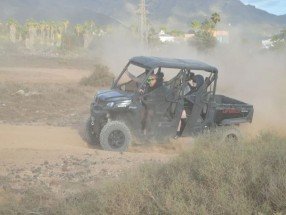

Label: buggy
[86,56,254,151]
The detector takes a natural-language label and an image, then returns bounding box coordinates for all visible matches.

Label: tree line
[0,18,104,50]
[0,14,223,52]
[0,13,285,54]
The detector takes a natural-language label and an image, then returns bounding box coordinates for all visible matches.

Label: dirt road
[0,67,90,84]
[0,123,190,196]
[0,123,192,215]
[0,124,180,166]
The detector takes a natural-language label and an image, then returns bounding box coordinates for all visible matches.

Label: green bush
[79,64,114,87]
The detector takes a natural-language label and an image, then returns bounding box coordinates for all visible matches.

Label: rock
[25,91,41,96]
[13,90,25,96]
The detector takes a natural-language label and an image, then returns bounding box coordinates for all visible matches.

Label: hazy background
[92,25,286,134]
[1,0,285,133]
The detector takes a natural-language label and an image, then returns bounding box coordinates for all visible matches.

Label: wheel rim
[108,130,126,149]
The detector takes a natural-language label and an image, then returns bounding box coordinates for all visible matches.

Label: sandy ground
[0,67,90,84]
[0,63,192,197]
[0,124,184,195]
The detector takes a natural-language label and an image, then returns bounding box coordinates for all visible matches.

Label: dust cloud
[93,26,286,134]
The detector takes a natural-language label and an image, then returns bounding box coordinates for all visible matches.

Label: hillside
[0,0,285,28]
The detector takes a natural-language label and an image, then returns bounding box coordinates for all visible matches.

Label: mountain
[0,0,285,28]
[280,14,286,22]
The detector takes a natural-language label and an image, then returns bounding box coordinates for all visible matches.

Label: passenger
[174,74,204,139]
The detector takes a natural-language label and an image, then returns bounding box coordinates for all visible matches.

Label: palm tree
[7,18,18,43]
[191,14,221,51]
[211,12,221,25]
[39,21,47,45]
[191,20,201,33]
[85,20,96,33]
[75,24,84,37]
[25,19,38,48]
[83,20,96,48]
[17,25,28,42]
[45,21,52,46]
[50,21,56,45]
[63,20,69,33]
[55,21,65,47]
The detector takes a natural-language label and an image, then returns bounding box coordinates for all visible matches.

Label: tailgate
[213,95,254,125]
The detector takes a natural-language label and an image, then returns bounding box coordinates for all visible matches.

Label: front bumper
[90,102,108,127]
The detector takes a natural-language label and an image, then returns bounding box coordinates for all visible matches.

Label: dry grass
[1,131,286,214]
[0,82,94,126]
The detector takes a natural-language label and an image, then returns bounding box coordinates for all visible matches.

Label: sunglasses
[147,76,156,83]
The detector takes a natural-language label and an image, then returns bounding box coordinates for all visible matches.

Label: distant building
[184,29,195,41]
[213,30,229,44]
[261,39,274,49]
[158,30,175,43]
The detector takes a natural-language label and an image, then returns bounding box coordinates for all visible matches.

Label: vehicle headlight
[115,100,132,108]
[106,102,115,108]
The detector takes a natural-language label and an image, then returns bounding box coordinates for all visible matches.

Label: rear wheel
[222,127,242,143]
[100,121,131,152]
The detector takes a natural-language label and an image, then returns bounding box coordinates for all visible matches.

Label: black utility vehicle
[86,56,253,151]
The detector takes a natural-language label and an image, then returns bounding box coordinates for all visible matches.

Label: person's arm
[139,83,149,94]
[184,82,192,96]
[127,71,141,83]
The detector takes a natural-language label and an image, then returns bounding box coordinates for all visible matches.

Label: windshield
[115,64,149,92]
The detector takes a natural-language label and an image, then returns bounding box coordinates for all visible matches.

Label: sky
[240,0,286,15]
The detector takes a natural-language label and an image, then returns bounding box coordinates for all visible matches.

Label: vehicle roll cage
[113,56,218,96]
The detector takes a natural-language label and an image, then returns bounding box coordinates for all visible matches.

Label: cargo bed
[213,95,254,125]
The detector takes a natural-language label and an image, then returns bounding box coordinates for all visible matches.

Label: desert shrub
[0,185,58,215]
[2,131,286,214]
[59,132,286,215]
[79,64,114,87]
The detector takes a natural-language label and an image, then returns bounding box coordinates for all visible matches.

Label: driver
[139,70,164,94]
[174,74,204,139]
[140,72,164,135]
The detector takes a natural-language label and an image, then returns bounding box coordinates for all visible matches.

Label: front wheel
[100,121,131,152]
